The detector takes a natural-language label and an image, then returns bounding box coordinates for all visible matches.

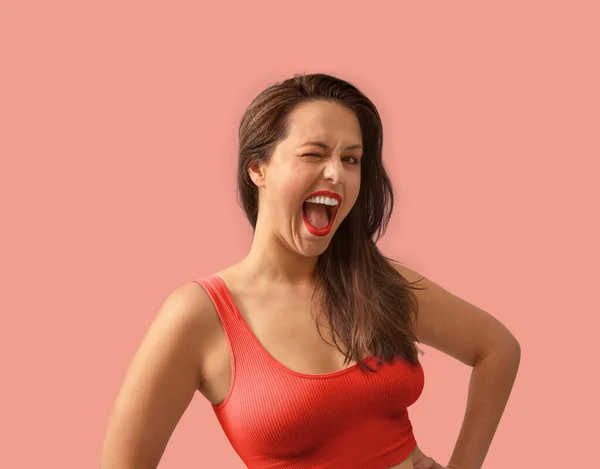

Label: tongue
[304,203,329,230]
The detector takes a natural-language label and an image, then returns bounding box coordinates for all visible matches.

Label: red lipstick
[302,190,342,237]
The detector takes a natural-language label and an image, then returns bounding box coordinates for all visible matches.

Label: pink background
[1,1,598,467]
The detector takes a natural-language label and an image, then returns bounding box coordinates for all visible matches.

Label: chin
[297,238,332,258]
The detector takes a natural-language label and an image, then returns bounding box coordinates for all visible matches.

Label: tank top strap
[193,274,241,324]
[192,274,257,353]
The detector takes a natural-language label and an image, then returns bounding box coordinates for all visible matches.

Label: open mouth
[301,191,342,236]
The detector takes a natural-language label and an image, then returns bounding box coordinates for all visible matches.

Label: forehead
[285,100,362,145]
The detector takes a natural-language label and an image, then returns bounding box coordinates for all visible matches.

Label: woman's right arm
[100,282,213,469]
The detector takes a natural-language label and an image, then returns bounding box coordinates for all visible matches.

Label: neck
[238,212,318,288]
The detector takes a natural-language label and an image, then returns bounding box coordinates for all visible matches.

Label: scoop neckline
[212,274,378,379]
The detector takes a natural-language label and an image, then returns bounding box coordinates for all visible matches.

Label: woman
[100,73,521,469]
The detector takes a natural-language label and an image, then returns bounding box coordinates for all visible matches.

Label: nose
[323,158,345,185]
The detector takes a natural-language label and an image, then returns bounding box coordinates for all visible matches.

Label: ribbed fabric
[194,275,425,469]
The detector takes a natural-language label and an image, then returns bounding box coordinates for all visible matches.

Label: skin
[236,100,413,468]
[100,100,520,468]
[100,100,373,468]
[241,99,364,285]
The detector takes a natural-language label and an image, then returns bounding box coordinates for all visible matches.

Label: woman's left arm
[392,262,521,469]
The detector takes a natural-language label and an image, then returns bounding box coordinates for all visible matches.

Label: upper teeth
[305,196,339,206]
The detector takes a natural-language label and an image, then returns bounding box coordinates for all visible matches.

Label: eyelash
[303,154,361,164]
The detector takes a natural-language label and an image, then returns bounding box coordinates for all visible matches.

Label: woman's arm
[100,282,213,469]
[445,341,520,469]
[392,262,521,469]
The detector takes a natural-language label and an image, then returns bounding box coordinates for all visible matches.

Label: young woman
[100,73,521,469]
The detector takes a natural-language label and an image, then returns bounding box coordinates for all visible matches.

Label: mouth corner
[330,201,340,217]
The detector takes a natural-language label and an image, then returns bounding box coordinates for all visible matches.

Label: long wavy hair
[236,73,426,372]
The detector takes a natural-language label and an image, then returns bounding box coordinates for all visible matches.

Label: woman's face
[250,100,363,256]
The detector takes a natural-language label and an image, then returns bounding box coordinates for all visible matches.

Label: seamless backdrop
[1,1,598,468]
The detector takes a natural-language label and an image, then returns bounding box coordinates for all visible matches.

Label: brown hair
[236,73,426,372]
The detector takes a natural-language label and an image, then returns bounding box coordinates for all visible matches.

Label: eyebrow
[299,141,363,152]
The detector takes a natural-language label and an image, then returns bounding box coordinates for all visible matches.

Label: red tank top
[194,275,425,469]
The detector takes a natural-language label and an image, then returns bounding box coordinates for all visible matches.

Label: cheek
[344,174,361,207]
[271,176,307,208]
[278,168,311,194]
[344,195,360,216]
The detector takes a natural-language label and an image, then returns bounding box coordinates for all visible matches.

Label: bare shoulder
[388,260,520,366]
[161,280,217,333]
[142,280,218,361]
[158,280,224,379]
[389,261,427,285]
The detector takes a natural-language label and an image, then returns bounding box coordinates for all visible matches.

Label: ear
[248,158,267,188]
